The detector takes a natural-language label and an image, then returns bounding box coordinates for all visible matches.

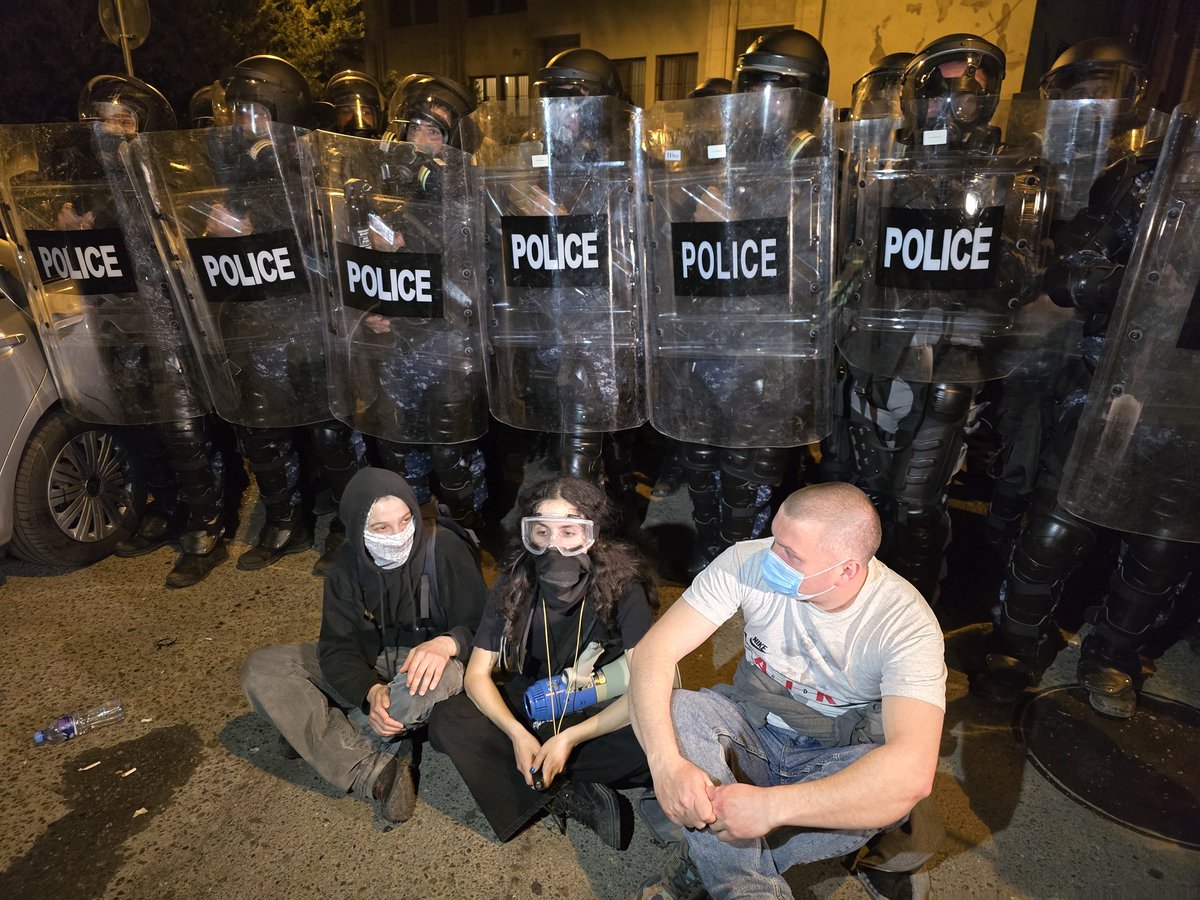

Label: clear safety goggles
[521,516,595,556]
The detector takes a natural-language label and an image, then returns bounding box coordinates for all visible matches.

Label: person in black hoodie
[428,476,656,848]
[240,467,487,822]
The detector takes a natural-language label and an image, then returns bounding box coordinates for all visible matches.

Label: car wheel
[9,408,144,566]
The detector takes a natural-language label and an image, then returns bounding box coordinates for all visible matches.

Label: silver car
[0,244,142,567]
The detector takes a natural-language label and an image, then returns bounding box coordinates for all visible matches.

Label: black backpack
[417,504,482,628]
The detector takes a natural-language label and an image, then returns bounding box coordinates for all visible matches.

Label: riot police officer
[67,76,229,588]
[679,30,830,576]
[971,43,1194,719]
[319,70,385,139]
[209,55,333,572]
[830,34,1029,605]
[364,73,489,527]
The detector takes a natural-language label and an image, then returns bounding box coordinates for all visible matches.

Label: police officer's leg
[888,382,974,606]
[559,428,606,483]
[114,426,180,557]
[1079,535,1195,718]
[162,414,228,588]
[375,439,434,506]
[236,425,312,570]
[719,447,789,546]
[430,442,487,527]
[682,443,722,577]
[310,421,366,576]
[971,501,1097,702]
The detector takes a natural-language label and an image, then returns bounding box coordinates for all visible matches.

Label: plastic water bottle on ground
[34,699,125,745]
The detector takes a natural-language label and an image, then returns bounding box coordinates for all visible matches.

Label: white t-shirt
[683,538,947,717]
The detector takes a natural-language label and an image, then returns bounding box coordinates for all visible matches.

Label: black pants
[427,676,650,841]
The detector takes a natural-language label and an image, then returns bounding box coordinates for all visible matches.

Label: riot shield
[126,122,329,428]
[643,89,836,448]
[471,96,646,434]
[1058,102,1200,542]
[1008,97,1158,221]
[838,115,905,260]
[306,131,487,444]
[0,122,207,424]
[837,106,1055,383]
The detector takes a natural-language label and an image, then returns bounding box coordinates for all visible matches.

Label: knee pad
[1009,504,1097,587]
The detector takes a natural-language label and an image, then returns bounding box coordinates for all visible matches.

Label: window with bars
[612,57,646,107]
[656,52,698,102]
[388,0,438,27]
[470,73,530,109]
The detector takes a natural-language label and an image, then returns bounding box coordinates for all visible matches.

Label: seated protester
[629,483,946,900]
[428,476,656,849]
[240,467,487,823]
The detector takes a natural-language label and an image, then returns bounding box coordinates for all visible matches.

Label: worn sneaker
[549,781,633,850]
[371,756,416,824]
[854,864,930,900]
[631,842,709,900]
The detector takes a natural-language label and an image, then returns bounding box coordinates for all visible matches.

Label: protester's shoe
[631,842,709,900]
[312,530,347,577]
[165,541,228,589]
[237,520,313,571]
[114,511,175,557]
[371,756,417,824]
[853,863,931,900]
[548,781,633,850]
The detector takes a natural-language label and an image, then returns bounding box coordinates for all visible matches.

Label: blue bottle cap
[33,731,45,745]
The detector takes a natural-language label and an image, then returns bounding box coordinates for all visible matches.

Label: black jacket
[317,467,487,707]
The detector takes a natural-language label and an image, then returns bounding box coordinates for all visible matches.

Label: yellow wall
[374,0,1039,110]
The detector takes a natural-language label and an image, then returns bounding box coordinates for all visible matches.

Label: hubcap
[46,430,133,542]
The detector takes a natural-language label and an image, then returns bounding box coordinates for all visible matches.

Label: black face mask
[534,551,592,610]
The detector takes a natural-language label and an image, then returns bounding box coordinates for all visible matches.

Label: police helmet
[688,77,733,99]
[534,48,623,98]
[386,73,476,150]
[1039,38,1147,103]
[79,74,177,133]
[735,29,830,96]
[188,84,218,129]
[850,52,914,119]
[218,55,314,129]
[900,34,1005,135]
[322,69,385,137]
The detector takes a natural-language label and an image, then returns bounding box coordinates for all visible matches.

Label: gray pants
[239,642,464,796]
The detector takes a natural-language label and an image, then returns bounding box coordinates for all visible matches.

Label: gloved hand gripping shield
[471,95,648,433]
[1058,102,1200,543]
[126,122,330,427]
[836,100,1056,383]
[0,122,208,424]
[643,88,836,447]
[305,131,487,444]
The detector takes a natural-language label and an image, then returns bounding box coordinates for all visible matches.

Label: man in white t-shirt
[630,483,946,899]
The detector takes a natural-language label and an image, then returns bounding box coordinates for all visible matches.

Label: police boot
[1077,634,1139,719]
[114,508,179,557]
[237,508,313,571]
[312,523,347,577]
[971,598,1063,704]
[167,528,228,589]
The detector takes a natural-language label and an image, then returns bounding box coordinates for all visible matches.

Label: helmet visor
[521,516,596,556]
[84,101,138,134]
[228,100,274,135]
[336,96,379,133]
[1041,61,1145,102]
[851,71,903,119]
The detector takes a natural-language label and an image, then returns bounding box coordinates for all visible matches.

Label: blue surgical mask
[760,544,847,599]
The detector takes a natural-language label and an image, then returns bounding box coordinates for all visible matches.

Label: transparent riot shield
[306,131,487,444]
[0,122,207,424]
[839,115,905,260]
[1008,97,1158,221]
[126,122,328,428]
[472,96,646,434]
[643,89,835,448]
[1058,102,1200,543]
[837,105,1055,383]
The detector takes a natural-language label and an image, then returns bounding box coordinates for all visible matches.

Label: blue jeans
[671,688,878,900]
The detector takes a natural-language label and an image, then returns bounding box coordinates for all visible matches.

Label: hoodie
[317,467,488,708]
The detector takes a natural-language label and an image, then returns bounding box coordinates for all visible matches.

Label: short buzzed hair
[777,483,882,562]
